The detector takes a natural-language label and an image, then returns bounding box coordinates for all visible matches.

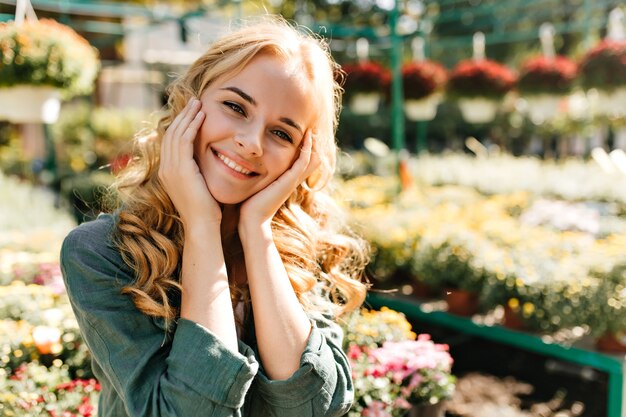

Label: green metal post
[389,1,405,154]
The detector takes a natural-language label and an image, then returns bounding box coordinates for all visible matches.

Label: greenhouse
[1,0,625,416]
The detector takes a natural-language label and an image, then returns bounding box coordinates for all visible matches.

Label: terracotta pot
[444,289,479,316]
[595,332,626,354]
[405,401,447,417]
[503,305,527,330]
[411,280,435,299]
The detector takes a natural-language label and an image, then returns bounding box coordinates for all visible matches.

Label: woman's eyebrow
[220,86,256,106]
[280,118,303,135]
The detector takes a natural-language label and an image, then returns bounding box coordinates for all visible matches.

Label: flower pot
[405,401,447,417]
[0,86,61,123]
[503,305,527,331]
[349,92,381,115]
[457,97,498,124]
[595,332,626,354]
[524,94,562,123]
[444,289,479,316]
[0,88,13,120]
[411,280,436,299]
[404,94,442,121]
[594,87,626,118]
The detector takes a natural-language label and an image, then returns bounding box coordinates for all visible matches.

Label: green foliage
[0,19,99,98]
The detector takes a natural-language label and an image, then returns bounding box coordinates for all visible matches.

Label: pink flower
[347,344,363,360]
[363,401,392,417]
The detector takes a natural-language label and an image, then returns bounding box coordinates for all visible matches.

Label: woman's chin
[208,186,248,206]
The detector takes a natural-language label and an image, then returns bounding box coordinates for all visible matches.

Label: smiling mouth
[214,150,258,176]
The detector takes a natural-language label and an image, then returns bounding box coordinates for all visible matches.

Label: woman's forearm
[239,222,312,380]
[180,225,238,353]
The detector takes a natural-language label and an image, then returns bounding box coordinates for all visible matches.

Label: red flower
[448,59,516,99]
[78,400,94,417]
[341,61,390,97]
[579,39,626,91]
[401,60,448,100]
[518,55,577,95]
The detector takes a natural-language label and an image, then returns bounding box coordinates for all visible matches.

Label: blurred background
[1,1,626,416]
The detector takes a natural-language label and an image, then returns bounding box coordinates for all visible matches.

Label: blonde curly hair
[111,16,369,325]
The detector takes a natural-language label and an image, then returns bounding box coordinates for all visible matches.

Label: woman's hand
[159,98,221,229]
[239,131,320,231]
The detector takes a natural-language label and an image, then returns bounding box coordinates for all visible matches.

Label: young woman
[60,16,369,417]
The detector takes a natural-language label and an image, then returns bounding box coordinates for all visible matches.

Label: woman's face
[194,54,316,205]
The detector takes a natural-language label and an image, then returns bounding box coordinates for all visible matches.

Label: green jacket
[60,213,353,417]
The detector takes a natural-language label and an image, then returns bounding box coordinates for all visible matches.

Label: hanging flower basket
[349,92,381,115]
[579,39,626,117]
[457,97,498,124]
[342,61,389,115]
[448,59,516,123]
[524,94,564,123]
[0,86,61,123]
[402,60,447,121]
[0,88,12,120]
[517,55,577,123]
[593,87,626,118]
[0,18,99,123]
[405,93,442,121]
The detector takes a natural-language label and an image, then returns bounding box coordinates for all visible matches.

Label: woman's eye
[273,130,293,143]
[224,101,245,116]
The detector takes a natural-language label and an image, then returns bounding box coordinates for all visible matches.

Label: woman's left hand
[239,131,319,230]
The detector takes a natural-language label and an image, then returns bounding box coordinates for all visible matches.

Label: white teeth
[217,152,253,175]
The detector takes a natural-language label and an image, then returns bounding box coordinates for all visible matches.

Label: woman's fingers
[160,98,203,189]
[180,109,205,160]
[169,99,201,164]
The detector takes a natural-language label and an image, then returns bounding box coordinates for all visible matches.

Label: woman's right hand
[159,98,222,229]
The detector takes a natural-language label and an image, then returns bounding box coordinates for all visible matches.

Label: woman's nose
[234,126,263,157]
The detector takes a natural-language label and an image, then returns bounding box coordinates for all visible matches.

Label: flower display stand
[524,94,562,123]
[0,86,61,123]
[349,92,381,115]
[368,292,626,417]
[404,94,442,121]
[457,97,497,123]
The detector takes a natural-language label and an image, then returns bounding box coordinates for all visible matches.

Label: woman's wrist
[238,219,272,244]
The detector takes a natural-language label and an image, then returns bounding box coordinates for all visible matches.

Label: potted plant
[0,18,99,123]
[411,239,491,316]
[517,55,577,123]
[578,39,626,117]
[402,60,448,121]
[447,59,516,123]
[342,61,390,115]
[586,264,626,353]
[342,308,455,417]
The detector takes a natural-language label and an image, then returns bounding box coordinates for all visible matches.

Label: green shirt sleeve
[252,312,354,416]
[60,215,259,416]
